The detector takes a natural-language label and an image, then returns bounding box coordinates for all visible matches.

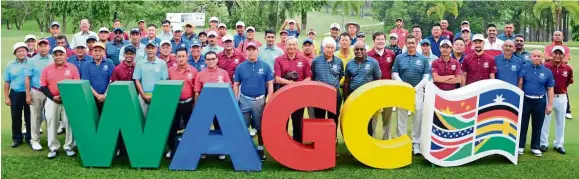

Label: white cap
[24,35,37,42]
[472,34,485,41]
[322,37,337,48]
[218,23,227,28]
[75,43,86,49]
[99,27,110,33]
[552,46,565,54]
[52,46,66,54]
[461,28,471,32]
[461,21,470,25]
[222,34,234,42]
[13,42,28,53]
[288,19,296,24]
[207,31,218,37]
[246,26,256,32]
[173,25,183,32]
[160,40,172,48]
[389,33,398,39]
[235,21,245,27]
[330,23,340,30]
[440,39,452,47]
[209,16,219,22]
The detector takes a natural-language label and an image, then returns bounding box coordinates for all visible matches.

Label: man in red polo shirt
[166,47,198,159]
[432,39,462,90]
[236,26,263,54]
[461,34,496,86]
[217,35,245,81]
[301,39,316,64]
[193,51,230,161]
[274,37,311,143]
[390,18,408,48]
[544,31,571,63]
[367,32,396,140]
[277,30,289,51]
[108,19,129,41]
[111,46,136,82]
[40,46,80,159]
[440,20,454,41]
[159,40,177,68]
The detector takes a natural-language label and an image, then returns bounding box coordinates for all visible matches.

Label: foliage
[533,0,579,30]
[285,0,327,29]
[426,0,463,20]
[330,0,364,26]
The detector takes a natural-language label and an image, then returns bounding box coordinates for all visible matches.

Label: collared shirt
[258,45,285,71]
[286,29,300,38]
[28,54,54,89]
[494,54,524,86]
[462,53,497,85]
[451,53,465,64]
[234,33,246,48]
[106,40,130,66]
[402,45,423,54]
[301,52,316,65]
[464,41,475,56]
[217,50,246,81]
[441,30,454,42]
[65,48,76,57]
[367,48,396,79]
[169,65,198,100]
[4,59,31,92]
[71,31,98,48]
[201,44,224,56]
[157,32,173,41]
[194,67,231,92]
[67,55,94,77]
[27,50,38,58]
[431,58,462,91]
[498,33,515,41]
[319,36,340,54]
[132,58,168,93]
[119,43,146,63]
[483,38,504,57]
[390,27,409,48]
[237,39,263,53]
[392,52,431,87]
[47,36,70,52]
[188,55,206,72]
[422,53,439,67]
[160,55,178,68]
[233,60,274,97]
[545,62,574,94]
[345,57,381,91]
[108,32,129,41]
[386,45,402,57]
[274,53,312,81]
[544,43,571,61]
[334,49,355,69]
[426,36,447,57]
[81,58,115,94]
[521,63,555,96]
[514,50,531,64]
[311,55,344,89]
[183,33,197,42]
[140,31,148,38]
[171,38,191,54]
[276,42,287,51]
[111,61,136,82]
[350,35,358,46]
[40,63,80,96]
[140,37,161,47]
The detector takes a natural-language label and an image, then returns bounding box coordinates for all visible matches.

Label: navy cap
[356,32,365,37]
[86,35,97,42]
[190,39,201,47]
[113,28,123,33]
[124,45,136,53]
[302,38,313,45]
[130,28,140,34]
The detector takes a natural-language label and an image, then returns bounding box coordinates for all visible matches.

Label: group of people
[4,17,573,162]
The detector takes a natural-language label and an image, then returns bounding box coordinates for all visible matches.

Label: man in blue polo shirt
[106,28,130,66]
[5,42,32,148]
[494,40,524,87]
[27,39,53,151]
[234,21,246,48]
[188,40,206,71]
[392,35,430,155]
[233,42,274,162]
[514,34,531,63]
[120,28,146,63]
[518,50,555,157]
[133,42,169,116]
[81,42,115,114]
[171,25,190,54]
[280,19,301,38]
[427,23,446,57]
[67,43,94,77]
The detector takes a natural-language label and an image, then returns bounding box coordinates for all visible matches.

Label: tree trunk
[62,13,67,34]
[341,11,345,28]
[35,17,44,32]
[6,19,11,30]
[301,10,307,30]
[15,18,21,30]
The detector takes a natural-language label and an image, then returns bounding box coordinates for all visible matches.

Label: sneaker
[518,148,524,155]
[22,128,27,134]
[40,128,43,134]
[539,145,548,152]
[566,113,573,119]
[200,155,207,159]
[408,111,411,116]
[393,107,397,112]
[116,150,120,157]
[218,155,226,161]
[47,150,58,159]
[554,147,566,154]
[412,144,421,155]
[249,128,257,137]
[31,142,43,151]
[165,151,172,158]
[531,149,542,157]
[258,150,266,161]
[57,127,65,135]
[65,149,76,157]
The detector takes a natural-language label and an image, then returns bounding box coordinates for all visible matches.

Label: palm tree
[533,0,579,31]
[330,0,364,27]
[426,0,463,20]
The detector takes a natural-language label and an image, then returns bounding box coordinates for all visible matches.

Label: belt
[179,98,193,104]
[555,93,567,98]
[525,95,544,99]
[31,87,41,91]
[241,94,265,100]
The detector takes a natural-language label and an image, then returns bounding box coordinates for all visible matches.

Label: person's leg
[253,98,266,147]
[45,99,61,151]
[369,114,376,137]
[239,97,252,128]
[291,108,305,143]
[138,95,148,117]
[10,91,24,143]
[566,94,571,115]
[553,95,567,148]
[540,105,552,148]
[519,98,532,149]
[30,90,46,145]
[181,101,194,129]
[307,107,315,119]
[313,108,327,119]
[168,103,183,151]
[61,104,75,151]
[397,108,409,138]
[530,98,546,150]
[381,108,393,140]
[23,95,31,142]
[96,100,104,115]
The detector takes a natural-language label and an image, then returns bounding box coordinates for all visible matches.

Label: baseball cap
[280,30,288,35]
[420,39,431,46]
[357,32,365,37]
[52,46,66,54]
[113,27,123,33]
[37,39,49,45]
[308,29,316,35]
[461,21,470,25]
[218,23,227,29]
[160,40,172,47]
[515,34,525,38]
[146,41,158,47]
[99,27,110,33]
[246,26,256,32]
[389,33,398,39]
[93,42,106,50]
[302,38,313,45]
[461,28,471,33]
[288,19,296,24]
[13,42,28,54]
[236,21,245,27]
[138,20,146,24]
[86,35,98,42]
[440,39,452,47]
[172,25,183,32]
[124,45,136,53]
[552,46,565,54]
[190,39,201,48]
[395,18,403,22]
[184,22,194,27]
[24,34,37,42]
[198,31,207,37]
[472,34,485,41]
[330,23,340,30]
[50,21,60,28]
[75,43,87,49]
[130,28,140,34]
[207,31,217,37]
[246,42,258,49]
[209,16,219,23]
[345,22,360,32]
[222,35,234,42]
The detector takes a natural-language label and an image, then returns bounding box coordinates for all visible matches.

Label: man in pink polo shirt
[217,35,246,81]
[390,18,408,48]
[277,30,289,51]
[40,46,80,159]
[236,26,263,53]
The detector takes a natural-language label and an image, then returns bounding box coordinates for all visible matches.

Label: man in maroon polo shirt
[159,40,177,68]
[440,20,454,41]
[367,32,396,140]
[274,37,311,143]
[432,39,462,90]
[461,34,496,86]
[111,46,137,82]
[217,34,246,81]
[108,19,129,41]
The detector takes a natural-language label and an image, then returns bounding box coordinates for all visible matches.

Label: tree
[286,0,326,29]
[533,0,579,31]
[426,0,463,20]
[330,0,364,27]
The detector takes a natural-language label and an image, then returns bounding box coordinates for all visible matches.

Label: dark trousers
[169,100,194,150]
[288,108,305,143]
[566,94,571,114]
[313,93,342,132]
[10,90,30,142]
[520,97,546,150]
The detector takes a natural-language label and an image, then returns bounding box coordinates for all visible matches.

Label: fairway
[2,25,579,179]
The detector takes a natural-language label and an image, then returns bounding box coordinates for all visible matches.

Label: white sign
[166,13,206,27]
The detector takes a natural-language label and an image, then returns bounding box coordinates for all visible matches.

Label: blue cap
[420,39,431,46]
[124,45,136,53]
[113,28,123,33]
[130,28,140,34]
[86,35,97,42]
[302,38,313,45]
[190,39,201,47]
[146,41,158,47]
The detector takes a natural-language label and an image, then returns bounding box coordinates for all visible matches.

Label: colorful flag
[422,80,523,167]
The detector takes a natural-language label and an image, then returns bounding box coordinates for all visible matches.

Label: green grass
[527,41,579,48]
[2,13,579,178]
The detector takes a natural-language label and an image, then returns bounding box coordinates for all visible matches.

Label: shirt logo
[483,62,489,68]
[297,62,303,68]
[200,64,206,68]
[332,64,338,72]
[258,68,264,74]
[364,64,371,70]
[234,59,239,64]
[402,33,406,37]
[563,71,568,77]
[187,73,193,79]
[416,60,422,66]
[103,65,108,71]
[181,44,185,48]
[524,55,530,61]
[218,76,224,83]
[511,65,517,71]
[386,57,392,63]
[539,73,545,79]
[64,70,71,76]
[451,65,456,70]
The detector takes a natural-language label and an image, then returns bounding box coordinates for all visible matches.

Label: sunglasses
[354,48,365,51]
[206,58,217,61]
